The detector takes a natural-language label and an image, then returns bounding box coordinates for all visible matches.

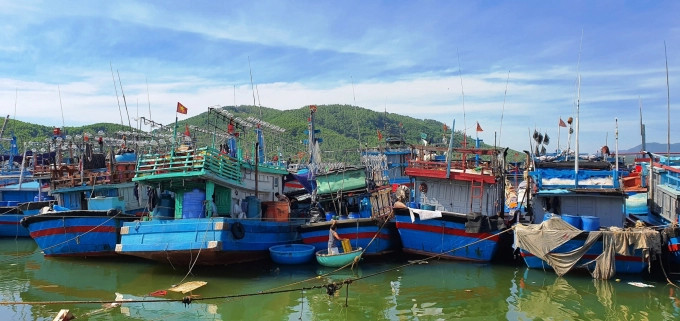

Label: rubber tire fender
[231,221,245,240]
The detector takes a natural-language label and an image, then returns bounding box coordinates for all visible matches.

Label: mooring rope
[0,225,516,306]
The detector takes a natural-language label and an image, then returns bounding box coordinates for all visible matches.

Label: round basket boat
[315,247,363,268]
[268,244,316,264]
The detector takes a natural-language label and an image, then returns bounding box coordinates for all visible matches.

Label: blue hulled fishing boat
[0,181,54,237]
[297,106,401,256]
[515,120,661,278]
[116,106,301,266]
[394,121,505,262]
[21,131,146,256]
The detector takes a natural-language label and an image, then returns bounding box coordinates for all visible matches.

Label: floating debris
[169,281,207,294]
[627,282,654,288]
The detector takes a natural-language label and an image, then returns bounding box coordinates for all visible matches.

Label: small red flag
[559,118,567,127]
[184,124,190,136]
[177,102,188,114]
[377,129,383,141]
[476,122,483,132]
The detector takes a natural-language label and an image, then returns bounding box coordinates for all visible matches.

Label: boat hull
[315,248,363,267]
[299,218,399,256]
[20,210,132,256]
[519,234,649,274]
[394,210,499,262]
[0,206,29,237]
[668,235,680,265]
[520,232,648,274]
[0,201,55,238]
[116,217,301,266]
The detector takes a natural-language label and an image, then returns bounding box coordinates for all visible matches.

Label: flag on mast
[476,122,483,132]
[177,102,188,114]
[559,118,567,127]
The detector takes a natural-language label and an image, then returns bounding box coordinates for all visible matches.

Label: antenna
[57,85,65,130]
[247,56,259,117]
[456,49,466,132]
[146,76,152,122]
[116,70,132,128]
[499,71,510,147]
[110,62,124,126]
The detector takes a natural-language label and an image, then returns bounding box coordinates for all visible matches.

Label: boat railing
[531,168,618,190]
[45,164,130,189]
[406,159,497,176]
[660,170,680,191]
[135,146,242,182]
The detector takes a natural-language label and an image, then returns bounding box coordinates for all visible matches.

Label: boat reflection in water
[511,267,680,320]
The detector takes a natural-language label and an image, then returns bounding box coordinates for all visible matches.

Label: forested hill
[2,104,520,162]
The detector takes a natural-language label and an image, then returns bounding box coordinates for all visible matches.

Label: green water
[1,238,679,320]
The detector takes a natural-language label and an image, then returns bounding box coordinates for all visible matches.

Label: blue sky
[1,0,678,154]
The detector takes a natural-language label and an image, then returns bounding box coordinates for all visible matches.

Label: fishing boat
[297,106,401,256]
[514,117,661,278]
[0,180,54,238]
[20,131,147,256]
[636,152,680,265]
[116,106,301,266]
[315,247,363,268]
[299,171,398,255]
[394,120,506,262]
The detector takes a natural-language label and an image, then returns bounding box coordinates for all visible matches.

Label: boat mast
[614,118,619,188]
[574,74,580,187]
[639,97,646,152]
[664,41,671,164]
[574,30,583,186]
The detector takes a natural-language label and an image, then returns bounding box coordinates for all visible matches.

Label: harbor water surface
[1,238,679,320]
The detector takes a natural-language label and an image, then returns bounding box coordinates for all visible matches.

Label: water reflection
[511,268,680,320]
[2,237,680,320]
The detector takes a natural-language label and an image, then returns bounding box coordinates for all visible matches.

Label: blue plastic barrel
[359,198,372,218]
[561,214,582,230]
[182,189,206,219]
[154,193,175,220]
[0,201,7,206]
[581,216,600,231]
[325,211,336,221]
[114,152,137,162]
[408,202,420,209]
[245,196,261,218]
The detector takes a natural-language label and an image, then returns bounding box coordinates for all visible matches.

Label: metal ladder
[469,180,484,213]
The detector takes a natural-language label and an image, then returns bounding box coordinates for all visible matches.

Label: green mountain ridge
[2,105,521,162]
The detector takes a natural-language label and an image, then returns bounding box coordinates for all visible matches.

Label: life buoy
[231,221,245,240]
[419,182,428,193]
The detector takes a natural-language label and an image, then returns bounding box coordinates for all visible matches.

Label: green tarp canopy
[316,168,367,195]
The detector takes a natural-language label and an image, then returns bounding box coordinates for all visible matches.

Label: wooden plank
[168,281,207,293]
